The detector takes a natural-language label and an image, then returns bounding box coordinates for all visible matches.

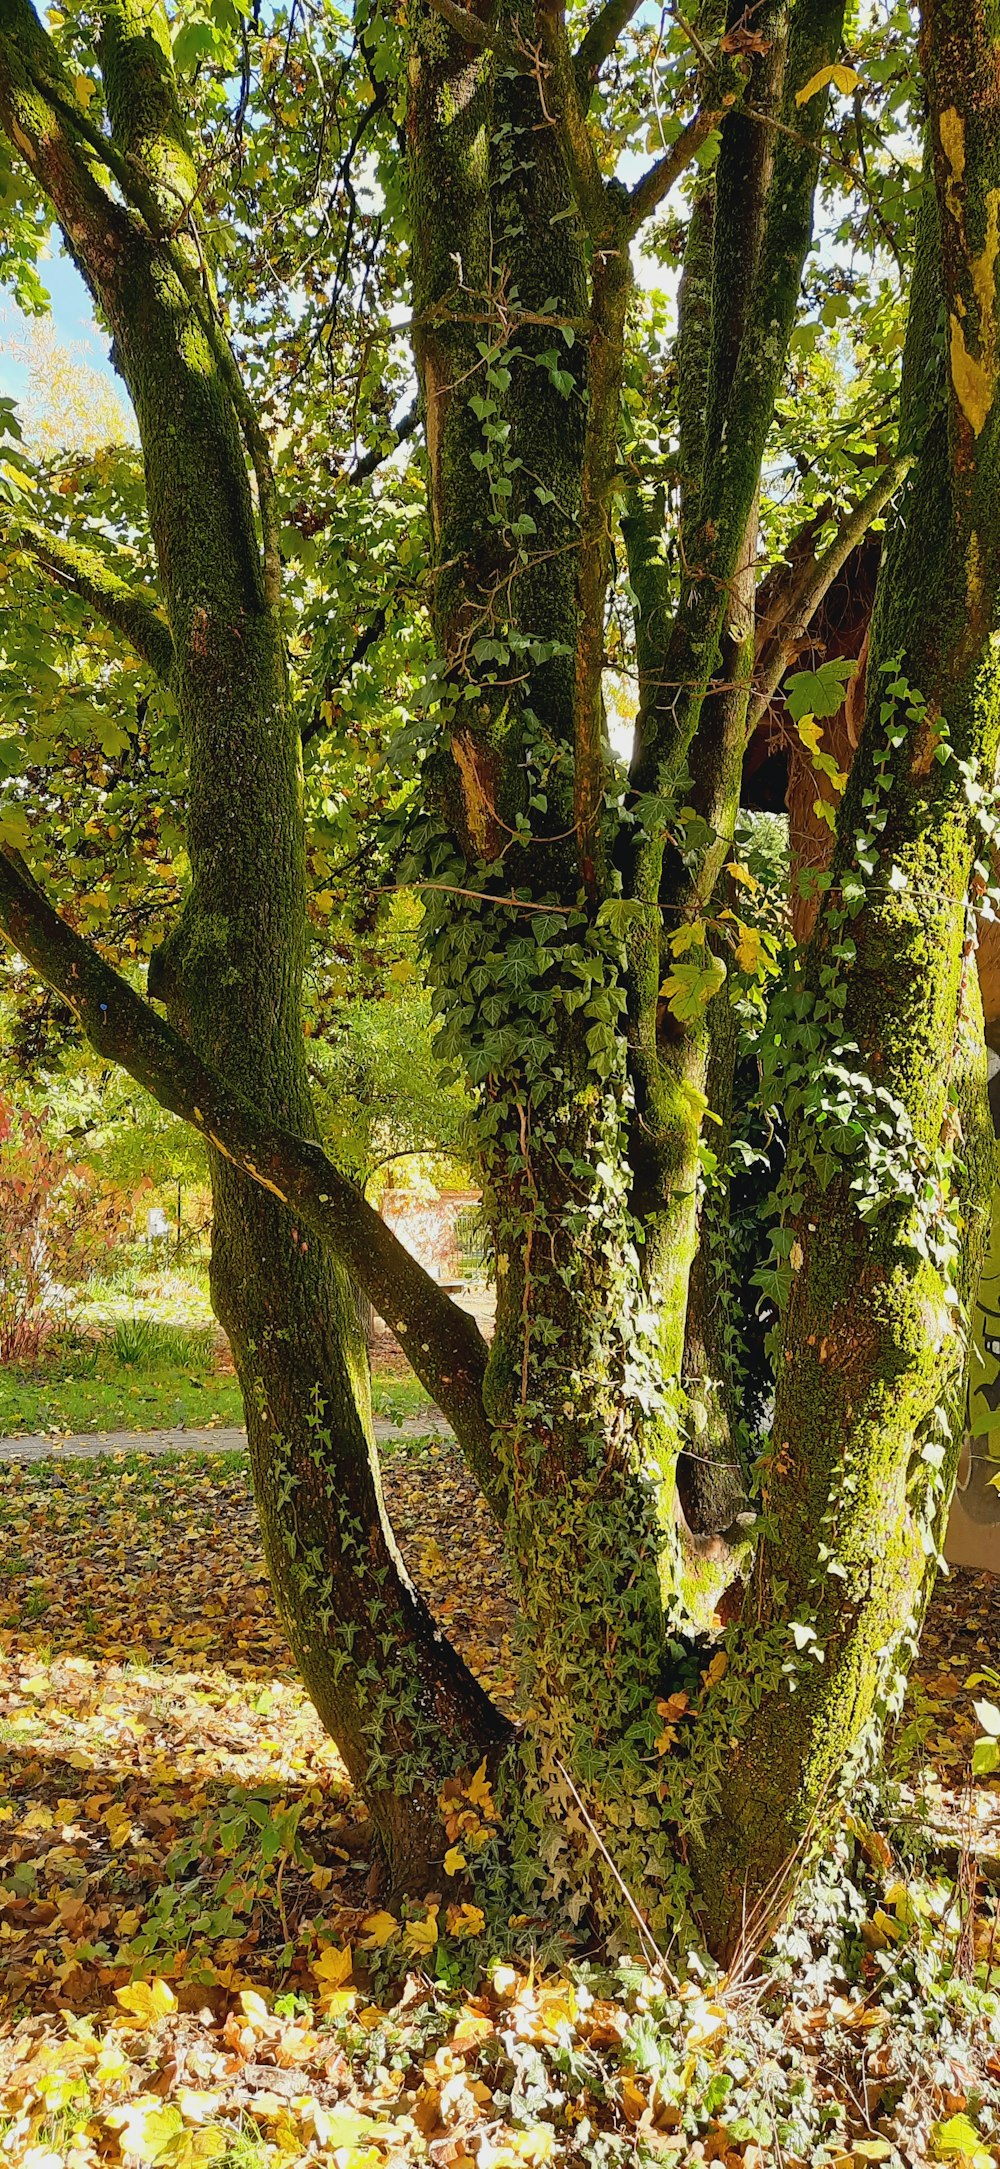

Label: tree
[0,0,998,1962]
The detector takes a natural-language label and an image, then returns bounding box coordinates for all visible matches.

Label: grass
[0,1316,436,1438]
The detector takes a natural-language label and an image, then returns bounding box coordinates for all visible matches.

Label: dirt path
[0,1414,451,1462]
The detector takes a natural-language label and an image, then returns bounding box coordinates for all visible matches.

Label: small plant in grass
[105,1317,216,1371]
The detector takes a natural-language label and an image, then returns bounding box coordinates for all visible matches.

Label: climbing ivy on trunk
[1,0,999,1962]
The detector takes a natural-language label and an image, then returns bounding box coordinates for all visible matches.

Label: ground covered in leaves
[1,1440,999,2169]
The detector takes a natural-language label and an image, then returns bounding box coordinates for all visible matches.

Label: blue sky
[0,242,120,406]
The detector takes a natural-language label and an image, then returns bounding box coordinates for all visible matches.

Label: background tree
[0,0,997,1964]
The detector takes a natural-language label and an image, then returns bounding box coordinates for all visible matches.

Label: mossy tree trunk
[691,10,1000,1949]
[0,0,508,1893]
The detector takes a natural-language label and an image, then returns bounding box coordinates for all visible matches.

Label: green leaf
[659,952,727,1022]
[930,2112,992,2163]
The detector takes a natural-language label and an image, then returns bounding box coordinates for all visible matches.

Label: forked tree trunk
[691,60,1000,1948]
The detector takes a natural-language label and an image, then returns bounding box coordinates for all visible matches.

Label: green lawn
[0,1322,434,1438]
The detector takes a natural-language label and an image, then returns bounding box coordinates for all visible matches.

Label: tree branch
[624,101,730,233]
[536,0,611,240]
[347,399,420,485]
[301,605,389,747]
[0,848,505,1518]
[574,0,643,92]
[9,518,176,682]
[422,0,521,63]
[749,453,911,727]
[0,3,130,299]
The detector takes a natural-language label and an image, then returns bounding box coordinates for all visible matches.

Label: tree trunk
[691,64,1000,1949]
[29,0,511,1888]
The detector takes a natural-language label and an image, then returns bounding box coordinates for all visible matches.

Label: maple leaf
[359,1909,400,1948]
[312,1942,354,2005]
[114,1978,177,2026]
[403,1904,440,1955]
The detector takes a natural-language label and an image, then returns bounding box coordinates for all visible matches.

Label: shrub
[0,1105,125,1363]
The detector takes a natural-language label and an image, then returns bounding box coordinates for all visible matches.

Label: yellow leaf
[306,2105,397,2147]
[319,1988,357,2020]
[466,1759,498,1818]
[852,2145,893,2163]
[313,1942,353,1994]
[444,1846,468,1876]
[238,1989,271,2024]
[359,1910,399,1949]
[74,73,97,107]
[95,2040,132,2087]
[796,714,824,756]
[447,1902,485,1939]
[620,2076,648,2125]
[403,1905,439,1955]
[103,2096,174,2158]
[931,2113,993,2164]
[795,61,861,104]
[726,860,759,893]
[734,925,763,974]
[114,1977,176,2026]
[177,2092,224,2126]
[669,917,706,957]
[512,2130,556,2165]
[703,1650,728,1690]
[683,1998,727,2051]
[453,2008,494,2046]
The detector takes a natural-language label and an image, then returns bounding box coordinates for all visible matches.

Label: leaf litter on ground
[0,1435,999,2169]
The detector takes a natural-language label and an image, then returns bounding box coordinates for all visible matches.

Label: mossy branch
[0,848,506,1518]
[536,0,612,240]
[98,4,283,612]
[624,101,730,233]
[422,0,522,64]
[574,0,643,93]
[0,2,131,292]
[629,0,848,798]
[8,519,176,683]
